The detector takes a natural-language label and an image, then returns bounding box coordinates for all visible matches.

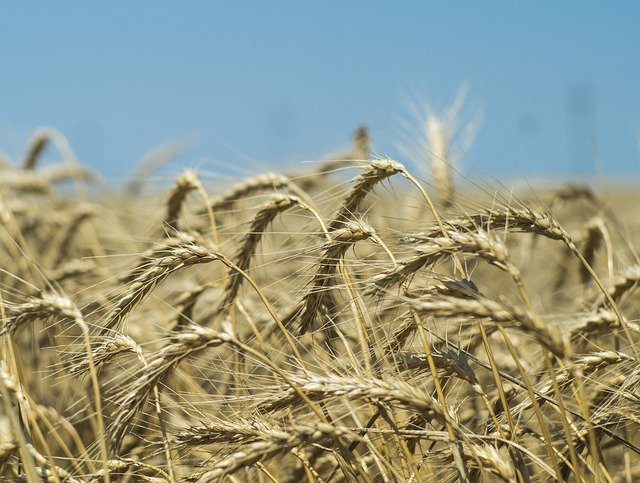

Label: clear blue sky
[1,1,639,180]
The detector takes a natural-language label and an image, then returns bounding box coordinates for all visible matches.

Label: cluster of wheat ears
[0,126,638,482]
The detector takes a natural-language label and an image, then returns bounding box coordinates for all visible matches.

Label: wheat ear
[185,422,358,482]
[125,139,186,196]
[285,220,375,335]
[109,324,229,452]
[203,172,293,213]
[371,228,517,291]
[164,169,199,232]
[218,193,304,311]
[103,239,221,333]
[328,158,404,231]
[405,292,567,357]
[22,127,53,170]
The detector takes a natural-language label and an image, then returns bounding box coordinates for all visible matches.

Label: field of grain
[0,127,639,482]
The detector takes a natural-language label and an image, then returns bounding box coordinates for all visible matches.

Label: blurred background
[0,1,638,180]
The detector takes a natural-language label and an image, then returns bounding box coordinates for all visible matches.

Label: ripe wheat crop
[0,126,638,482]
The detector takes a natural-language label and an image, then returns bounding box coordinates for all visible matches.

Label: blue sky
[1,2,639,180]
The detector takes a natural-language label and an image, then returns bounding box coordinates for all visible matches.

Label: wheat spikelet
[570,309,619,341]
[508,351,633,417]
[426,114,454,207]
[0,361,32,418]
[351,125,370,161]
[0,292,82,336]
[174,418,276,448]
[39,163,99,185]
[463,442,514,482]
[69,333,145,376]
[553,184,598,204]
[204,172,293,214]
[21,127,81,173]
[260,372,449,423]
[125,139,187,196]
[579,217,606,284]
[0,170,51,194]
[25,443,83,483]
[117,232,198,285]
[49,203,98,268]
[48,259,97,284]
[22,127,53,170]
[593,265,640,311]
[421,87,479,208]
[403,206,575,248]
[87,458,171,481]
[371,228,516,291]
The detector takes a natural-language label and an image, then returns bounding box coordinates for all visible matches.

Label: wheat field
[0,127,639,482]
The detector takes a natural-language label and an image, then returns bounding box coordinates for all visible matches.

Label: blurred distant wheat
[0,126,638,482]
